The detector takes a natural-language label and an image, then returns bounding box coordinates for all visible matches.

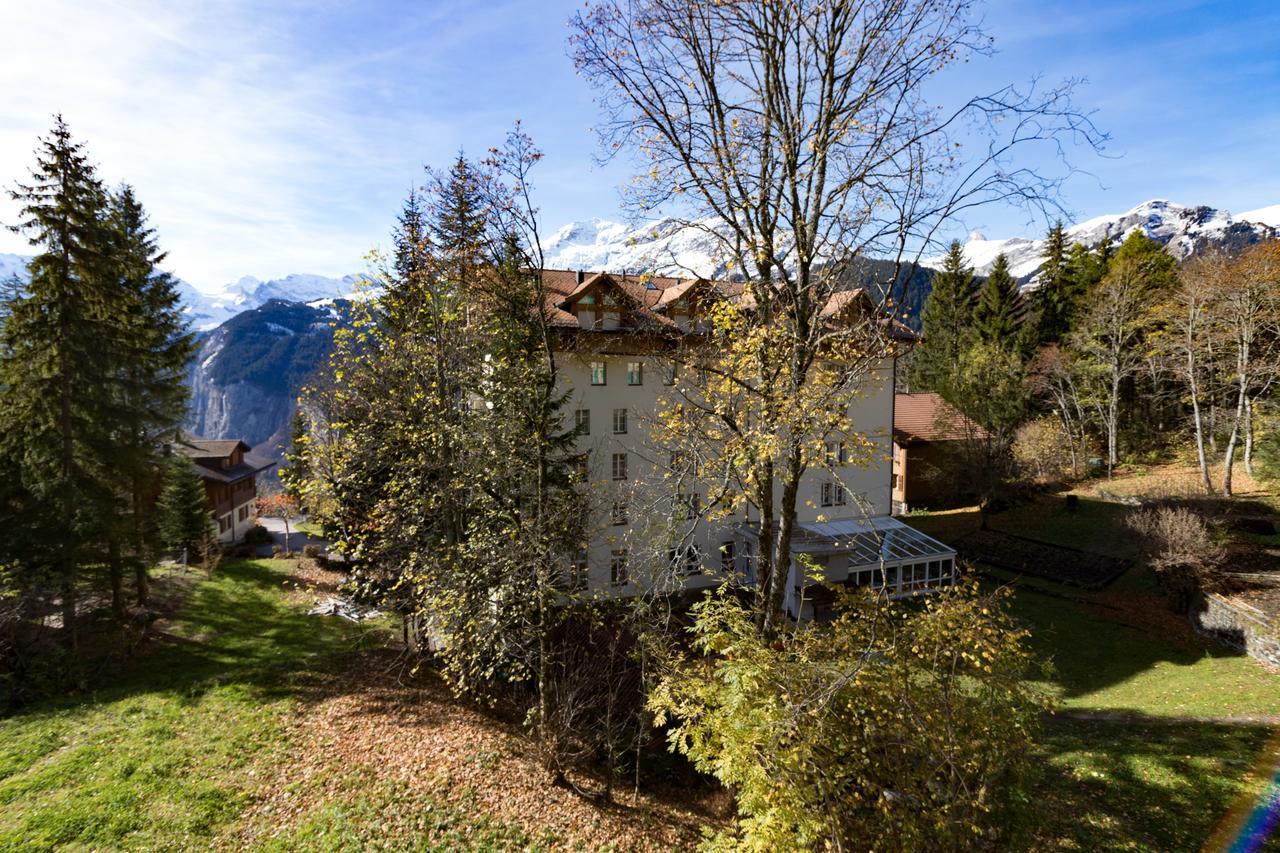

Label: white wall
[558,349,895,594]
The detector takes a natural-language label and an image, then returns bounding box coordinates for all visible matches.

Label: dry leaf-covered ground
[226,563,725,850]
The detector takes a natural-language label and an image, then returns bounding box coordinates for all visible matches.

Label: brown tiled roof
[192,452,277,485]
[170,433,276,484]
[893,392,988,443]
[173,437,248,459]
[538,268,910,340]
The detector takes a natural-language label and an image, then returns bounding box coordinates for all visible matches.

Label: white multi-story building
[542,269,955,619]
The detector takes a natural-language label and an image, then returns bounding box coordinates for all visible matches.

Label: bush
[242,524,273,545]
[302,544,322,559]
[649,582,1048,850]
[1127,506,1224,610]
[1014,417,1075,483]
[1256,431,1280,486]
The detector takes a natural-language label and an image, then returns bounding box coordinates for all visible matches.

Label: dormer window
[579,294,596,304]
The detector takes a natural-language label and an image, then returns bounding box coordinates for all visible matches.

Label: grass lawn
[1011,576,1280,850]
[912,485,1280,850]
[0,560,527,851]
[290,520,325,539]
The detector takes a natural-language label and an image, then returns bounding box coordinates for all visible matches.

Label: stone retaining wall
[1190,592,1280,669]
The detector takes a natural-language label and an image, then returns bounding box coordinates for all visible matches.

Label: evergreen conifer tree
[431,155,488,287]
[971,254,1019,348]
[384,188,429,324]
[1034,222,1072,342]
[1,116,116,645]
[105,185,194,607]
[279,409,311,502]
[909,240,976,392]
[1064,241,1108,303]
[156,455,214,564]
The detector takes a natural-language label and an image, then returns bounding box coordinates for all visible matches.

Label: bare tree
[1161,254,1226,493]
[1069,254,1157,476]
[571,0,1102,632]
[1216,241,1280,496]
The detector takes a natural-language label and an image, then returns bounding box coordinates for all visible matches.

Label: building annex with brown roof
[891,391,989,513]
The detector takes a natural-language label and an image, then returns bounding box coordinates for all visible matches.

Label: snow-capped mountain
[1239,204,1280,228]
[0,252,30,285]
[0,254,367,331]
[931,199,1280,285]
[181,272,372,330]
[543,216,731,278]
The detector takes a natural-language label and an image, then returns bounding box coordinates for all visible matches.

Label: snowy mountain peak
[543,216,731,279]
[931,199,1279,286]
[1239,204,1280,228]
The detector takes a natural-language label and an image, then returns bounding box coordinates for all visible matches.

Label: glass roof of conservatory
[792,516,955,567]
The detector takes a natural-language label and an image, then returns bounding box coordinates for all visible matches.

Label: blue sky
[1,0,1277,291]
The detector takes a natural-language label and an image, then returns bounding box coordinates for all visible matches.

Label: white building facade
[542,269,955,617]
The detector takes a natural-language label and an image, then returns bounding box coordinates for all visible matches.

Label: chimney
[576,270,584,285]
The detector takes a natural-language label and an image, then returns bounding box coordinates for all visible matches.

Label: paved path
[255,516,329,558]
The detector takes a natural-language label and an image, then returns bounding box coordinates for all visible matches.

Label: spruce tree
[430,155,488,286]
[972,254,1019,348]
[279,409,311,502]
[909,240,976,392]
[105,185,194,607]
[1034,222,1072,342]
[1,116,116,645]
[383,188,429,325]
[1065,241,1108,302]
[156,456,214,564]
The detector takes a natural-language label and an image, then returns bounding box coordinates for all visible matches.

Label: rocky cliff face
[185,299,346,459]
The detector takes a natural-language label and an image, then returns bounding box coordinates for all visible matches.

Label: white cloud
[0,0,512,292]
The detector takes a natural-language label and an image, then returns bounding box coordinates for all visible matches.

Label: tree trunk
[109,535,126,622]
[133,482,149,606]
[1244,395,1255,478]
[60,565,77,650]
[763,449,803,636]
[1222,387,1246,497]
[1188,354,1212,494]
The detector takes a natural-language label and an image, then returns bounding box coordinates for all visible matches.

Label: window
[590,361,606,385]
[825,441,848,465]
[569,549,589,591]
[237,505,250,522]
[613,408,628,434]
[218,514,231,533]
[820,481,847,507]
[661,362,677,386]
[719,540,736,573]
[667,545,703,576]
[849,567,885,588]
[610,501,628,526]
[627,361,643,385]
[575,408,590,434]
[885,565,900,589]
[610,549,629,586]
[678,491,702,515]
[611,452,628,480]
